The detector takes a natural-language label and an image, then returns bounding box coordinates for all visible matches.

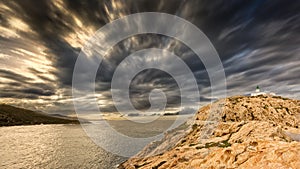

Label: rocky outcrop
[119,95,300,169]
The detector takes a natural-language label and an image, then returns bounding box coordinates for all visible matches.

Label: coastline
[119,95,300,168]
[0,104,79,127]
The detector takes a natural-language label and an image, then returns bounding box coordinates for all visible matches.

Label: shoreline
[0,104,80,127]
[118,95,300,168]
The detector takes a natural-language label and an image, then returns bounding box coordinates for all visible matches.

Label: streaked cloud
[0,0,299,114]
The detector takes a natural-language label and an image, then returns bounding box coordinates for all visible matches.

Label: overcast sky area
[0,0,299,115]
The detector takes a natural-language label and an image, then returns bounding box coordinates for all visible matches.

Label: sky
[0,0,299,115]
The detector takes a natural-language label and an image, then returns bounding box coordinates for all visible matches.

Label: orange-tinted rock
[119,96,300,169]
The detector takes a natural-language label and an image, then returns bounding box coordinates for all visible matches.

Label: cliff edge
[119,95,300,169]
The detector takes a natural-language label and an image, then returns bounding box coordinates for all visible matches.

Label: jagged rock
[119,96,300,169]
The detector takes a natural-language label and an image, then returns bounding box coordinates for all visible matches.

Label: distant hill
[0,104,79,126]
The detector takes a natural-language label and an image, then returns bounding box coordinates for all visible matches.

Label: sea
[0,117,188,169]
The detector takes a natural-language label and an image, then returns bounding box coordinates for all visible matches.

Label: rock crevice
[119,96,300,169]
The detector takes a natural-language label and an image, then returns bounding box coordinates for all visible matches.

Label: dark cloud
[21,88,55,96]
[0,69,33,83]
[0,69,56,100]
[0,0,299,114]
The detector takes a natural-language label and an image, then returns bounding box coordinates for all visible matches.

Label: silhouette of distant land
[0,104,79,126]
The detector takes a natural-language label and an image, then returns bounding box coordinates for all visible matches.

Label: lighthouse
[255,86,260,92]
[251,85,265,96]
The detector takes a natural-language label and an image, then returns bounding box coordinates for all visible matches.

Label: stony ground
[119,95,300,169]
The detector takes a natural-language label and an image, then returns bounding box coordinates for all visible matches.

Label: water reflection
[0,124,125,168]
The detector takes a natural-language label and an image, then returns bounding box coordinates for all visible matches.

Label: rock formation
[119,95,300,169]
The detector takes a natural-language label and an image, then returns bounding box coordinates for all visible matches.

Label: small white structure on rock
[251,86,276,96]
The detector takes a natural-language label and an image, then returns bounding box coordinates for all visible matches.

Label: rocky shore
[119,95,300,169]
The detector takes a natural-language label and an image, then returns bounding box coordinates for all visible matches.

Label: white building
[251,86,276,96]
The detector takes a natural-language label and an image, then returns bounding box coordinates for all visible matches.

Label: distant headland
[0,104,79,126]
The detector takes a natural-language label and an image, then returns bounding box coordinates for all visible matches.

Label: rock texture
[119,95,300,169]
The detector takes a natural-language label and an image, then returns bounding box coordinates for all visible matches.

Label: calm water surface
[0,124,126,169]
[0,118,182,169]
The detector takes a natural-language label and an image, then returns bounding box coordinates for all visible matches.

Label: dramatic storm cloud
[0,0,299,115]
